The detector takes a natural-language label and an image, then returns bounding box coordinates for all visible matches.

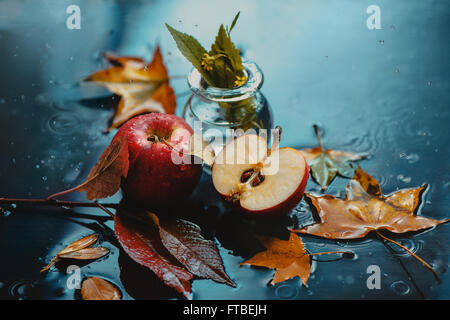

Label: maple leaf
[300,125,366,190]
[85,46,176,130]
[292,166,449,279]
[81,277,121,300]
[240,232,311,285]
[292,166,448,239]
[47,135,129,200]
[114,211,194,299]
[149,213,235,287]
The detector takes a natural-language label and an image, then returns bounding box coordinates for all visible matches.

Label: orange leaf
[240,232,311,285]
[81,277,121,300]
[40,234,100,272]
[85,46,176,130]
[292,166,449,239]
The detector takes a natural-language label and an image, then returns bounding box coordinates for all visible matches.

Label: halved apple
[212,134,309,217]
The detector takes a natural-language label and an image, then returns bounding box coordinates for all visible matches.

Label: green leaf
[300,126,367,190]
[165,23,214,85]
[229,11,240,33]
[209,24,244,82]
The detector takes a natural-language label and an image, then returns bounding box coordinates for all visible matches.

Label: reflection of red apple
[212,134,309,217]
[114,113,202,206]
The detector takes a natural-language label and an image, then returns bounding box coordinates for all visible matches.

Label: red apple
[211,134,309,217]
[114,113,202,206]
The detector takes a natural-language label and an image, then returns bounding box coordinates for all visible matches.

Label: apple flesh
[212,134,309,217]
[114,113,202,207]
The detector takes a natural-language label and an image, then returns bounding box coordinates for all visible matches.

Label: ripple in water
[274,284,299,299]
[385,239,423,257]
[8,280,34,300]
[45,113,80,136]
[390,280,410,296]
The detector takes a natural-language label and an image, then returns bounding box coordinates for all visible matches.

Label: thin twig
[378,234,425,299]
[376,231,440,283]
[96,203,116,218]
[307,251,353,257]
[0,197,119,210]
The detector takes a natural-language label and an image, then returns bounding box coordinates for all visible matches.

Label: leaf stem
[306,251,353,257]
[313,124,325,151]
[376,231,440,282]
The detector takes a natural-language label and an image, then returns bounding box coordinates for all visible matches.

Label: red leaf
[114,212,193,299]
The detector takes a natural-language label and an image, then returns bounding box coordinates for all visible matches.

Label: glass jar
[182,61,273,159]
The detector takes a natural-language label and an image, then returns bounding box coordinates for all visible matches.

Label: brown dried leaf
[81,277,121,300]
[292,166,449,239]
[78,135,129,200]
[58,247,110,260]
[47,135,129,201]
[41,234,99,272]
[85,46,176,130]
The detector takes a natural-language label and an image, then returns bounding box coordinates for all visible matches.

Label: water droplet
[390,280,410,295]
[396,174,411,183]
[2,210,11,217]
[378,40,385,45]
[46,113,79,136]
[42,176,47,182]
[404,153,419,164]
[35,164,40,169]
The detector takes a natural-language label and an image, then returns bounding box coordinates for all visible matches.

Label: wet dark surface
[0,0,449,300]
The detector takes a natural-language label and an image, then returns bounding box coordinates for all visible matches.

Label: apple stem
[376,231,440,282]
[268,126,282,156]
[313,124,325,151]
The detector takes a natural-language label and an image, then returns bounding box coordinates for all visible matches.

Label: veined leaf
[81,277,121,300]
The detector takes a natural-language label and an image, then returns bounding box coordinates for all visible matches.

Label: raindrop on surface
[274,284,299,299]
[405,153,419,164]
[0,98,5,104]
[386,239,423,257]
[2,210,11,217]
[378,40,385,44]
[396,174,411,183]
[390,280,410,296]
[46,113,80,136]
[42,176,48,182]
